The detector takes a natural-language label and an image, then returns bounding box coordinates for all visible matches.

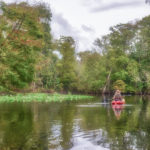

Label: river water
[0,95,150,150]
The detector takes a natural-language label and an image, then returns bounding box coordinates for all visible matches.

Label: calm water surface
[0,95,150,150]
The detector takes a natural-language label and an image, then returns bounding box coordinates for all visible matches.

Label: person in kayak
[113,90,123,101]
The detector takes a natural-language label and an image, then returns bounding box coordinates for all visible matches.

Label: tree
[57,36,76,91]
[113,80,126,92]
[0,2,52,91]
[77,51,107,93]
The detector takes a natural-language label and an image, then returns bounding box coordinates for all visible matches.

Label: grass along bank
[0,93,93,103]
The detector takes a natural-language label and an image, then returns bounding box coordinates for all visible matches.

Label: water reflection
[112,104,124,120]
[0,96,150,149]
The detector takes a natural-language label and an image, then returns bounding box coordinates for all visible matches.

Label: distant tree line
[0,1,150,94]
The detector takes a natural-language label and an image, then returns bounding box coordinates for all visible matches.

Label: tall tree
[0,2,52,91]
[57,36,76,91]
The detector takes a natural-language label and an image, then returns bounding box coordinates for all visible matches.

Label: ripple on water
[77,104,102,107]
[72,120,110,150]
[77,102,110,108]
[70,137,109,150]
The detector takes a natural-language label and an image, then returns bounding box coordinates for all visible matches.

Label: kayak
[111,100,125,105]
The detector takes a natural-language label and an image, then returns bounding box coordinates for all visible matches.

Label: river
[0,95,150,150]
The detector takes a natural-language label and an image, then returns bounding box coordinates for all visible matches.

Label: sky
[4,0,150,52]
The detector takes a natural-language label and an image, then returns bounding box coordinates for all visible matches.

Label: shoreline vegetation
[0,1,150,94]
[0,93,94,103]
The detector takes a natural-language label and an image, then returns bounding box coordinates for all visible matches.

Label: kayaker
[113,90,123,101]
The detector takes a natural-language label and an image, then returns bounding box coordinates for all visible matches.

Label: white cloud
[51,12,77,37]
[50,0,150,52]
[51,11,93,52]
[81,25,95,33]
[91,1,143,12]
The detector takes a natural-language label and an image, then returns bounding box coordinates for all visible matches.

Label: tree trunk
[102,69,112,94]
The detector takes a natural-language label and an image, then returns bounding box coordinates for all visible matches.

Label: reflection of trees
[59,102,76,150]
[1,96,150,149]
[134,97,150,150]
[26,102,51,149]
[0,101,76,150]
[0,103,33,149]
[78,96,150,150]
[48,102,76,150]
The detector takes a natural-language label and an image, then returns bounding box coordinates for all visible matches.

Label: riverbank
[0,93,93,103]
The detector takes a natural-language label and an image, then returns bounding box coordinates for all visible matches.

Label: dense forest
[0,1,150,94]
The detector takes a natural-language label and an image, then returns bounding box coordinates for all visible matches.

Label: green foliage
[1,1,150,94]
[0,1,52,91]
[94,16,150,93]
[0,93,93,103]
[57,36,76,90]
[76,51,107,93]
[113,80,126,92]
